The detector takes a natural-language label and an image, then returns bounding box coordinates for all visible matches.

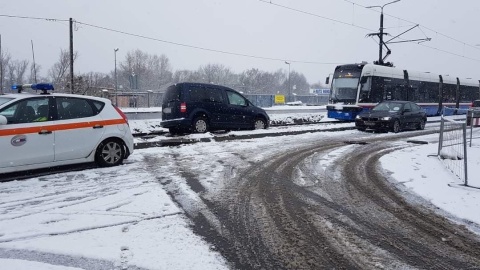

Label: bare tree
[6,60,29,85]
[48,49,78,92]
[76,72,111,96]
[196,64,239,88]
[172,70,199,83]
[118,49,173,92]
[0,50,11,93]
[240,68,285,94]
[283,71,310,94]
[29,62,42,84]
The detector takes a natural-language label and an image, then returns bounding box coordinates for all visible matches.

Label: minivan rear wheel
[192,116,209,133]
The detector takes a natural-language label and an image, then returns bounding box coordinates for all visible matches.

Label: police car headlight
[381,117,392,121]
[355,115,361,120]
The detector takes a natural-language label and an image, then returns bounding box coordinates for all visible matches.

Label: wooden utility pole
[69,18,74,93]
[31,40,37,83]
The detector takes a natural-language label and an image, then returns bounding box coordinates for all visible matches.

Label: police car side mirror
[0,115,7,125]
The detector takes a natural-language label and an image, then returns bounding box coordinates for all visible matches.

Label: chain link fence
[103,91,329,108]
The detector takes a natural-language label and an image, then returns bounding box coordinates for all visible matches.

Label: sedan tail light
[180,102,187,113]
[114,105,129,125]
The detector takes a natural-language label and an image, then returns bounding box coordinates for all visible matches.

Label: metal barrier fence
[438,115,468,185]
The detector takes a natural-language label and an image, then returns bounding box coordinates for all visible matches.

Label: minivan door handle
[93,124,104,129]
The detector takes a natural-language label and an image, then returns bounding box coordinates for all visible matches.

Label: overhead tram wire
[3,11,479,65]
[341,0,480,52]
[0,13,344,66]
[0,14,68,22]
[74,20,343,66]
[259,0,480,63]
[258,0,375,32]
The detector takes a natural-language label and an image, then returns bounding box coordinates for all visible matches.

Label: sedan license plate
[163,107,172,114]
[364,121,376,126]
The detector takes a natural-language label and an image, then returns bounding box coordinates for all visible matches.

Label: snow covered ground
[0,107,479,269]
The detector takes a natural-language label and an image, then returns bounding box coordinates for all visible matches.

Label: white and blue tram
[326,63,480,121]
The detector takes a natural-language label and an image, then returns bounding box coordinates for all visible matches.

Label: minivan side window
[205,87,225,103]
[227,91,247,106]
[188,86,207,102]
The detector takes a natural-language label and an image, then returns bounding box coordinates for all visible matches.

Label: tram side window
[359,77,372,102]
[459,85,467,102]
[464,85,479,102]
[459,85,476,102]
[443,84,456,102]
[370,76,384,103]
[407,86,418,102]
[384,78,408,101]
[417,82,427,102]
[426,82,439,102]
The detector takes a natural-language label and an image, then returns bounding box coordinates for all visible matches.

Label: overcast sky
[1,0,480,85]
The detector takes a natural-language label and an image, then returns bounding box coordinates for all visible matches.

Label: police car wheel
[95,139,125,167]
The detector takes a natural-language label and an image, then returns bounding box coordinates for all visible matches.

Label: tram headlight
[381,117,392,121]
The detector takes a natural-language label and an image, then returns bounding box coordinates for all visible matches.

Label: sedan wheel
[193,116,208,133]
[254,118,267,129]
[392,120,401,133]
[417,119,426,130]
[95,139,125,167]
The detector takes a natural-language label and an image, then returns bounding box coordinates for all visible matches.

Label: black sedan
[355,101,427,133]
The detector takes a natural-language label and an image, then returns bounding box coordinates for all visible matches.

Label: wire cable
[75,20,344,65]
[259,0,480,62]
[258,0,375,32]
[342,0,480,52]
[0,14,68,22]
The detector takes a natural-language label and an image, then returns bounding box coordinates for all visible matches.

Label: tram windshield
[331,78,359,101]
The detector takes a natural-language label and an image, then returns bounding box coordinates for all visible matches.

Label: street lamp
[114,48,119,106]
[367,0,401,65]
[285,61,291,99]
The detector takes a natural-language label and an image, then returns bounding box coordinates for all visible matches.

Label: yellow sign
[274,95,285,104]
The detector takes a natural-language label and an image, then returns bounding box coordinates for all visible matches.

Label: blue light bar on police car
[32,83,54,91]
[11,83,54,93]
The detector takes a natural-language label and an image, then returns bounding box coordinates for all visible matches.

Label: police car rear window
[0,97,14,106]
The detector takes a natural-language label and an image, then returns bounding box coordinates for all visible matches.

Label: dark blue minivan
[161,82,270,134]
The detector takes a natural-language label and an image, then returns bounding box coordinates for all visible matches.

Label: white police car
[0,83,134,174]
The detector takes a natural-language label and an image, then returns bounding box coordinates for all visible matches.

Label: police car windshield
[0,97,14,106]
